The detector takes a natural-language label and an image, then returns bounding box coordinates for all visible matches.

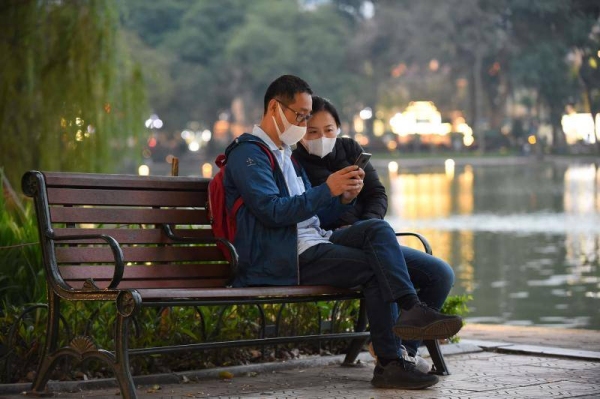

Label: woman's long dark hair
[311,95,341,127]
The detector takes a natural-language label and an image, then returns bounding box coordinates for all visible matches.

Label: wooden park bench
[21,170,450,399]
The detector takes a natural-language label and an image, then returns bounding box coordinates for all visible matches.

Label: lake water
[378,159,600,331]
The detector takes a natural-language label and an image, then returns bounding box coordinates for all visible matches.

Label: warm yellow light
[389,101,445,136]
[353,116,364,133]
[373,119,385,137]
[444,159,455,179]
[355,133,369,146]
[561,112,598,144]
[429,59,439,71]
[457,123,473,136]
[389,112,404,135]
[138,165,150,176]
[388,161,399,174]
[202,163,213,178]
[528,135,537,145]
[387,140,398,151]
[441,123,452,134]
[463,135,474,146]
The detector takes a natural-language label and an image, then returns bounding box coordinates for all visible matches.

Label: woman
[293,95,388,230]
[293,95,433,374]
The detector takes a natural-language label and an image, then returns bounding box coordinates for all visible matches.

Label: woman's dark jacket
[293,137,388,229]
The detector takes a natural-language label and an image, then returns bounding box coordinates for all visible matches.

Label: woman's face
[305,111,338,141]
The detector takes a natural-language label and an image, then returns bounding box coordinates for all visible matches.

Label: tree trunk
[549,104,567,153]
[473,46,485,153]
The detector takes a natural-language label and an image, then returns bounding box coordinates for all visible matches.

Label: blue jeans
[299,219,455,359]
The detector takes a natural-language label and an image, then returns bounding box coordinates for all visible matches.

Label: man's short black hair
[311,95,341,127]
[263,75,313,115]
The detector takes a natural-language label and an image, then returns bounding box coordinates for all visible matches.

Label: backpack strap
[230,141,276,215]
[254,141,276,170]
[290,154,302,177]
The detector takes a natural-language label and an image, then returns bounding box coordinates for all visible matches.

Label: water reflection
[383,161,600,330]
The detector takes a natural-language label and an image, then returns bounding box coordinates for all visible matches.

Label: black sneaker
[371,359,439,389]
[393,302,463,340]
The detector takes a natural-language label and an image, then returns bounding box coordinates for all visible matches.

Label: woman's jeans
[299,219,455,359]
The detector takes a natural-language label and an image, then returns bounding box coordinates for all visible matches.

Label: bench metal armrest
[46,230,125,289]
[161,224,239,272]
[395,232,432,255]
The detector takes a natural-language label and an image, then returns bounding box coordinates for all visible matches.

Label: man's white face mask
[303,128,340,158]
[273,103,306,146]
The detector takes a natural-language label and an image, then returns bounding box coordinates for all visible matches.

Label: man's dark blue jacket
[223,133,352,287]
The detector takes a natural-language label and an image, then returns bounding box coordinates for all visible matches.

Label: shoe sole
[393,318,463,340]
[371,376,439,390]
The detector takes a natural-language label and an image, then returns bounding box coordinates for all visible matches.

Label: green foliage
[119,0,193,47]
[117,0,600,153]
[0,171,45,307]
[0,0,147,188]
[441,294,473,343]
[120,0,363,130]
[441,294,472,318]
[0,304,47,382]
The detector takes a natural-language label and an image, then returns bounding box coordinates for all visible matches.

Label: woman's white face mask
[303,110,341,157]
[304,132,338,158]
[273,103,306,146]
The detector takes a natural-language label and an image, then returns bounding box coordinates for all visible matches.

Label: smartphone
[354,152,372,170]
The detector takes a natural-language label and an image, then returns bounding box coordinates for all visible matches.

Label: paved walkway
[460,323,600,352]
[1,324,599,398]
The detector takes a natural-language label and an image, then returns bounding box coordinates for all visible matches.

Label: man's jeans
[299,219,455,359]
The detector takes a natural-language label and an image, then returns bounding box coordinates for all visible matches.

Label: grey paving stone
[2,346,599,399]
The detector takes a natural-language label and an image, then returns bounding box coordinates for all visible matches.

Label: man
[223,75,462,390]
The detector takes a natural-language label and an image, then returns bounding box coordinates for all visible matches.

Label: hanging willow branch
[0,0,147,188]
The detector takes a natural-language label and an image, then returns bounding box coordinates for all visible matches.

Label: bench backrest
[22,171,231,290]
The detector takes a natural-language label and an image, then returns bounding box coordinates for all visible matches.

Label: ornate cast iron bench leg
[29,293,61,396]
[114,314,137,399]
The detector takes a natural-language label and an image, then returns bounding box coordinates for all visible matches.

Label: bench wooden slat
[106,279,230,289]
[50,207,209,224]
[43,172,210,190]
[64,279,231,290]
[53,228,214,244]
[48,188,207,207]
[55,246,225,263]
[60,265,230,290]
[135,286,362,301]
[59,265,231,280]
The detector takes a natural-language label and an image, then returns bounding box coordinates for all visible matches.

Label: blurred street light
[359,107,373,120]
[138,165,150,176]
[145,114,163,129]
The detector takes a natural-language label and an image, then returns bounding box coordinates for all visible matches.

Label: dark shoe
[393,302,463,340]
[371,359,439,389]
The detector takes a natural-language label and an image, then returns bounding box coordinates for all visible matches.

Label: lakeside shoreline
[371,154,600,168]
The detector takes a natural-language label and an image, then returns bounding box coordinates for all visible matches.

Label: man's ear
[268,98,278,115]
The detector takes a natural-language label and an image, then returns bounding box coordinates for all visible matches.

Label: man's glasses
[276,100,311,123]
